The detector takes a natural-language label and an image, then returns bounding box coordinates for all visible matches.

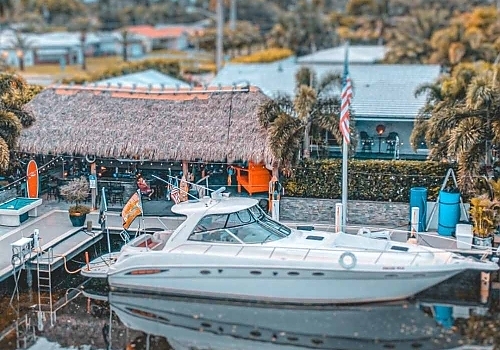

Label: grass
[19,52,216,81]
[21,56,125,79]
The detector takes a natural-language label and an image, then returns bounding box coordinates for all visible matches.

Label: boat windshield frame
[187,204,291,244]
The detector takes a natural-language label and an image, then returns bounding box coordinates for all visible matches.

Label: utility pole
[229,0,236,31]
[216,0,223,73]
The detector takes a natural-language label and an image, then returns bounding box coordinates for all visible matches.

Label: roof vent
[132,83,137,91]
[277,63,283,72]
[161,83,165,91]
[106,82,111,88]
[148,83,152,91]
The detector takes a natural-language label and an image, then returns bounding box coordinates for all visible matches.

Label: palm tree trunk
[486,109,491,167]
[303,120,311,159]
[122,42,128,62]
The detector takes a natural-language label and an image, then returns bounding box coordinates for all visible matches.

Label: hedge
[282,159,459,202]
[61,58,183,84]
[231,48,294,63]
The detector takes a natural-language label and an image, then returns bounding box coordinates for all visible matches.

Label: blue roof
[298,45,387,64]
[95,69,190,88]
[211,59,441,120]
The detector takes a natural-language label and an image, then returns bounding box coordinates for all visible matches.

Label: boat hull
[108,264,463,304]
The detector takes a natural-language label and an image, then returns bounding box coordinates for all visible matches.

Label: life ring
[339,252,357,270]
[85,155,96,164]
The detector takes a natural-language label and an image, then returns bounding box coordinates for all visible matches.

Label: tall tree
[0,74,39,170]
[9,31,33,71]
[257,67,351,173]
[411,62,500,194]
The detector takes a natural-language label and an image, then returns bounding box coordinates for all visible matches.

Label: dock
[0,209,184,282]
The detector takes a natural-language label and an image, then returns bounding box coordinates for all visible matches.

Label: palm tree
[410,62,500,194]
[0,73,38,170]
[9,31,32,71]
[384,8,450,64]
[257,67,353,172]
[119,29,131,62]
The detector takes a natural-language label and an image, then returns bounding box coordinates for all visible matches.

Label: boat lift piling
[335,203,342,233]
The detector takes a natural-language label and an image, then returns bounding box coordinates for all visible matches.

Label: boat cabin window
[188,205,291,244]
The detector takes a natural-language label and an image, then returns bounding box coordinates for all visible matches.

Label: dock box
[455,223,473,250]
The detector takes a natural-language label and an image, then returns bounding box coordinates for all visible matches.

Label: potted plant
[59,176,91,227]
[469,194,500,248]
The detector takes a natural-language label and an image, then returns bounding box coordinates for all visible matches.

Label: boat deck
[0,209,184,282]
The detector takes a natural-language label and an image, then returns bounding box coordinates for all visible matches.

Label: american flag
[170,187,181,204]
[340,43,353,144]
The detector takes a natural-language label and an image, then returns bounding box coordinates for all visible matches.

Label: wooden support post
[480,271,490,304]
[182,160,188,177]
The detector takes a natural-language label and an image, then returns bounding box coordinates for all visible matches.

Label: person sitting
[136,174,154,200]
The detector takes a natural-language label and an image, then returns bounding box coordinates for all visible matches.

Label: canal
[0,237,499,349]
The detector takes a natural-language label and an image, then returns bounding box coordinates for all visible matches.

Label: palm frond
[447,117,484,159]
[257,95,294,128]
[268,112,303,170]
[316,71,342,97]
[293,85,317,121]
[295,66,316,89]
[0,137,10,170]
[465,74,496,110]
[0,110,22,147]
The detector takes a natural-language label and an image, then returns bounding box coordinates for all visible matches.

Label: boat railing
[302,223,497,254]
[171,241,478,268]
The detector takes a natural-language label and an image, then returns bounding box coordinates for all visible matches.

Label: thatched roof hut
[19,84,274,163]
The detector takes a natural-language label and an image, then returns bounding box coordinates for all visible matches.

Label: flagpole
[340,41,351,232]
[137,189,145,235]
[341,139,348,231]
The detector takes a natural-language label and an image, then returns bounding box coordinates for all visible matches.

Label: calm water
[0,237,497,350]
[0,270,498,350]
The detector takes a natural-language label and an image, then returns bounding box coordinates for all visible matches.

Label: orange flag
[122,192,142,230]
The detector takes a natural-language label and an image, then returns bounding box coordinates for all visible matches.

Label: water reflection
[2,289,476,350]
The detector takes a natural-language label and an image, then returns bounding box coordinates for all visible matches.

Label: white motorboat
[82,187,498,304]
[85,291,462,350]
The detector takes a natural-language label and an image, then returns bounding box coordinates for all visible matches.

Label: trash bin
[409,187,427,232]
[433,305,454,329]
[437,189,461,236]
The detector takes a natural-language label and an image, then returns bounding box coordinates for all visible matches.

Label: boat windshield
[188,205,291,244]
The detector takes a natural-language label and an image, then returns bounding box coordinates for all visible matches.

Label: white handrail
[172,243,462,262]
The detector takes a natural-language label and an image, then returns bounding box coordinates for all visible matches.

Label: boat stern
[81,252,119,279]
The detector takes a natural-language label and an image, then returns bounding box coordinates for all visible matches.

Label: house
[94,69,191,89]
[0,30,146,69]
[211,51,441,160]
[126,24,203,51]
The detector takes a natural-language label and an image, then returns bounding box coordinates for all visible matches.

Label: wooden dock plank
[29,230,104,270]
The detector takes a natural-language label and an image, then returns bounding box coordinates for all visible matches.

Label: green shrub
[283,159,459,202]
[62,58,182,84]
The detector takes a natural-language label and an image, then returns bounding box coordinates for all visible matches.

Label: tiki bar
[15,84,278,205]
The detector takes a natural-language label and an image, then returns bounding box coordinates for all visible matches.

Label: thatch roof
[20,84,274,163]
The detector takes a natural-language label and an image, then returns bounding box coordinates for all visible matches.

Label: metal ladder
[15,314,36,349]
[36,248,55,329]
